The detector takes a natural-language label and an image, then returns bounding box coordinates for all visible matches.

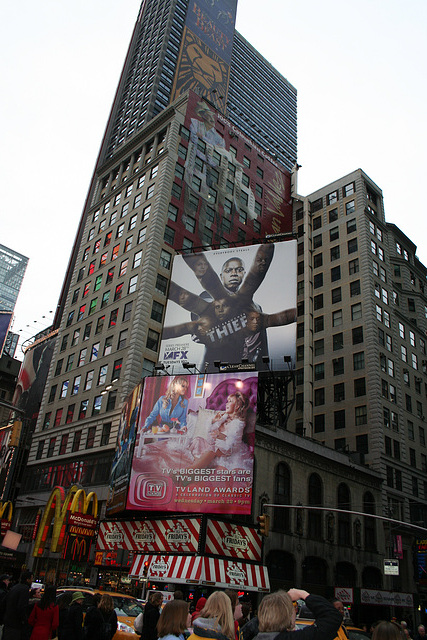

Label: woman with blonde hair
[142,376,190,433]
[157,600,190,640]
[247,588,341,640]
[188,591,235,640]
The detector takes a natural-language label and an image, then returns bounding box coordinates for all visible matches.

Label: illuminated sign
[127,372,257,515]
[33,485,98,557]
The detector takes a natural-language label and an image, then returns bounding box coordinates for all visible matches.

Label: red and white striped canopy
[129,554,269,592]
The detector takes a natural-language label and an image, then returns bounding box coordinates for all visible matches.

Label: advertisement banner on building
[0,312,13,357]
[97,518,201,553]
[178,91,293,249]
[12,332,57,429]
[126,372,257,514]
[205,519,262,561]
[107,382,143,516]
[360,589,413,607]
[171,0,238,109]
[0,427,15,501]
[159,241,296,374]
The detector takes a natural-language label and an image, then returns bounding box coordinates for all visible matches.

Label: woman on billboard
[141,376,190,434]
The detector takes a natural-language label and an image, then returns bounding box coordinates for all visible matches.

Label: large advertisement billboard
[159,241,297,374]
[126,372,257,515]
[107,383,143,516]
[171,0,238,110]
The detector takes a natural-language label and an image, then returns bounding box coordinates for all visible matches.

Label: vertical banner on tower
[107,383,143,516]
[126,372,257,515]
[171,0,238,109]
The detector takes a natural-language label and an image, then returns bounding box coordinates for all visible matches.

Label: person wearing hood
[252,589,341,640]
[192,599,207,624]
[188,591,235,640]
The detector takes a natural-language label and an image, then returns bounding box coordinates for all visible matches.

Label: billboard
[0,312,12,358]
[159,241,297,374]
[107,382,143,516]
[171,0,238,109]
[12,332,57,429]
[126,372,257,515]
[97,517,201,553]
[175,91,293,248]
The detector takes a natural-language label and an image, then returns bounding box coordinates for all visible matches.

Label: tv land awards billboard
[159,241,297,374]
[126,372,258,515]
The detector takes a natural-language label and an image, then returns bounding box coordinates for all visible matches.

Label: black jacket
[245,595,341,640]
[3,582,30,629]
[142,600,161,640]
[84,605,118,640]
[61,601,84,640]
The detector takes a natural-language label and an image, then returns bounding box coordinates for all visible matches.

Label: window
[333,333,343,351]
[118,329,128,350]
[112,359,122,382]
[92,395,102,416]
[101,423,111,446]
[331,266,341,282]
[89,298,98,315]
[329,208,338,222]
[72,430,82,452]
[78,348,87,367]
[331,288,342,304]
[333,358,344,375]
[146,329,160,351]
[314,388,325,406]
[313,216,322,230]
[330,246,340,261]
[60,380,69,399]
[334,410,346,430]
[314,414,325,433]
[334,383,345,402]
[314,339,324,356]
[332,310,343,327]
[330,227,339,241]
[348,238,358,253]
[347,219,357,234]
[346,200,355,215]
[351,303,362,320]
[314,316,324,333]
[59,434,69,455]
[314,294,323,310]
[72,375,81,395]
[353,351,365,371]
[354,378,366,397]
[314,363,325,380]
[54,409,63,427]
[355,405,368,425]
[349,258,359,275]
[98,365,108,386]
[344,182,355,197]
[48,438,57,457]
[90,342,100,362]
[314,273,323,289]
[313,234,322,249]
[328,190,338,205]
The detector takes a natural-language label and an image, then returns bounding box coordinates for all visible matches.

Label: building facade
[293,168,427,606]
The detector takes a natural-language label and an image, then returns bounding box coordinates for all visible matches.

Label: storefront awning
[129,555,270,592]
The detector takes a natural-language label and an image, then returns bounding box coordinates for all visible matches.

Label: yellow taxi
[295,619,370,640]
[57,587,144,639]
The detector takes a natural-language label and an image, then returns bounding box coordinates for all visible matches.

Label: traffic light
[143,561,149,577]
[258,513,270,537]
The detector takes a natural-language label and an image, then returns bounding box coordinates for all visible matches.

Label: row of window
[38,421,111,457]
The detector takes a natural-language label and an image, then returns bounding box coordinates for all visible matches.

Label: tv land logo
[143,480,167,499]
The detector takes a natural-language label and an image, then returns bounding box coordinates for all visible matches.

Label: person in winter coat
[27,586,59,640]
[141,592,163,640]
[191,599,207,624]
[57,591,73,640]
[187,591,235,640]
[60,591,84,640]
[157,600,190,640]
[3,569,33,640]
[252,589,342,640]
[84,594,118,640]
[0,574,11,625]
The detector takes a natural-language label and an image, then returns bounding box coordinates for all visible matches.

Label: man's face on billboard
[221,259,245,292]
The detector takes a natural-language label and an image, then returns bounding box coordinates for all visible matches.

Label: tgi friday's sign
[204,519,262,561]
[97,518,201,553]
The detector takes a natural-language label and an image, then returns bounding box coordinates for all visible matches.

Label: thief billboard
[126,372,257,515]
[158,241,297,374]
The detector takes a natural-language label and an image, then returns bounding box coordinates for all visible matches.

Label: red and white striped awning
[129,555,269,592]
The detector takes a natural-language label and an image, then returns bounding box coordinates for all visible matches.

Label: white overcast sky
[2,0,426,359]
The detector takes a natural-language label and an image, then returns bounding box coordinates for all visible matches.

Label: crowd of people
[0,571,117,640]
[0,571,425,640]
